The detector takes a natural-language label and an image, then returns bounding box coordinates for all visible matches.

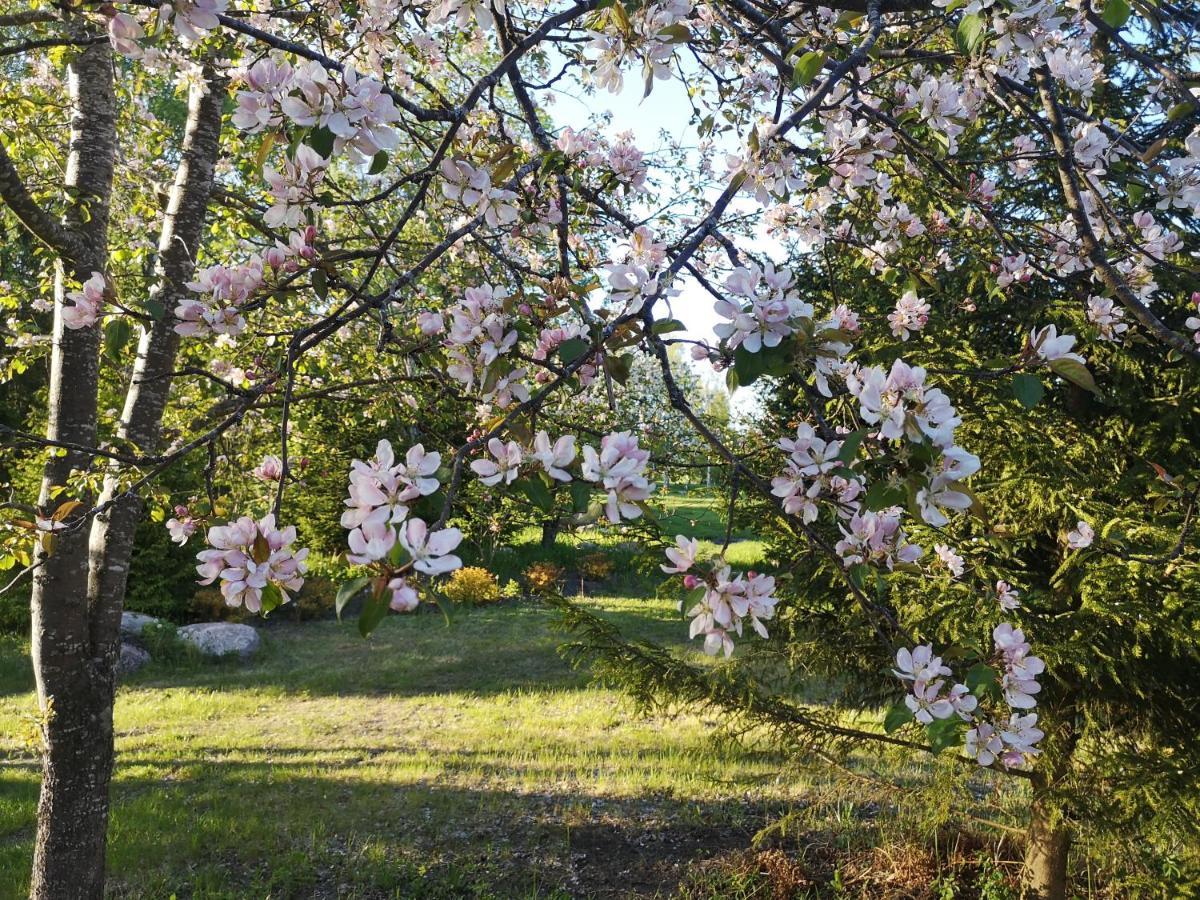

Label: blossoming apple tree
[1,0,1198,896]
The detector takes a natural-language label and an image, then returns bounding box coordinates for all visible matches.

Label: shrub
[579,552,614,581]
[189,588,250,623]
[522,561,563,595]
[294,576,338,620]
[137,621,199,665]
[441,567,501,605]
[124,517,203,622]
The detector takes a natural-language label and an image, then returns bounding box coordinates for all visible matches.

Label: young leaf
[1011,373,1045,410]
[965,663,998,694]
[259,582,284,617]
[104,317,132,362]
[1101,0,1131,29]
[884,703,914,734]
[518,476,554,512]
[306,124,336,158]
[335,575,371,621]
[956,13,985,53]
[558,337,589,364]
[1048,358,1100,395]
[368,150,389,175]
[836,429,867,465]
[358,588,391,637]
[926,716,966,754]
[792,50,826,87]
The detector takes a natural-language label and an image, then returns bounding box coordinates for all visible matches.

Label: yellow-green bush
[442,567,501,605]
[522,562,563,595]
[579,552,614,581]
[189,588,250,623]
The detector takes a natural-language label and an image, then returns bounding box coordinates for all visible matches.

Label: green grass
[0,594,824,899]
[2,493,1166,896]
[0,490,1030,898]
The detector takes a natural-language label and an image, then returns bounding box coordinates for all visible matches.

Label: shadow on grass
[0,762,803,899]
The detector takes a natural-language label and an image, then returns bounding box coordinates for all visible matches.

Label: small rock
[120,611,161,638]
[177,622,261,658]
[117,643,150,675]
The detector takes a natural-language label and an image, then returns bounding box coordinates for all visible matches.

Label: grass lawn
[0,590,833,899]
[0,494,1089,898]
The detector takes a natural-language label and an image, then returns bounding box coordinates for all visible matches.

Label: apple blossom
[61,273,107,330]
[1067,521,1094,550]
[470,438,522,487]
[399,518,463,575]
[195,514,308,613]
[530,432,576,482]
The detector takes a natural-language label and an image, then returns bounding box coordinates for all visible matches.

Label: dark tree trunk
[30,36,116,900]
[1023,793,1071,900]
[541,517,561,548]
[28,57,225,899]
[1021,719,1077,900]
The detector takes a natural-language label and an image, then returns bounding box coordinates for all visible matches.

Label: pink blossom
[470,438,522,486]
[1067,520,1094,549]
[62,273,107,330]
[530,432,576,482]
[399,518,463,575]
[661,535,699,574]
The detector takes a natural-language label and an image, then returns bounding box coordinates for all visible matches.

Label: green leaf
[306,124,336,158]
[1048,358,1100,395]
[883,703,914,734]
[864,481,906,511]
[145,299,166,321]
[558,337,589,365]
[926,717,966,754]
[517,476,554,512]
[651,318,687,335]
[732,345,767,385]
[965,663,997,694]
[569,480,592,513]
[955,13,985,53]
[312,268,329,302]
[358,585,391,638]
[792,50,826,88]
[606,353,633,385]
[1166,101,1196,123]
[103,317,132,362]
[259,582,285,617]
[1011,373,1045,410]
[368,150,389,175]
[1101,0,1131,30]
[836,429,867,465]
[336,576,371,621]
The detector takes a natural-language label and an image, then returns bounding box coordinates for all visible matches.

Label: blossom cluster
[61,273,108,330]
[234,59,401,163]
[661,536,779,657]
[714,262,812,354]
[894,622,1046,769]
[342,439,463,612]
[440,160,519,229]
[175,228,316,338]
[441,284,529,409]
[195,514,308,613]
[580,431,655,523]
[468,429,653,524]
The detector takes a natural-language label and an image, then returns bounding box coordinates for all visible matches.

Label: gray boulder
[120,611,161,638]
[177,622,261,659]
[117,643,150,676]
